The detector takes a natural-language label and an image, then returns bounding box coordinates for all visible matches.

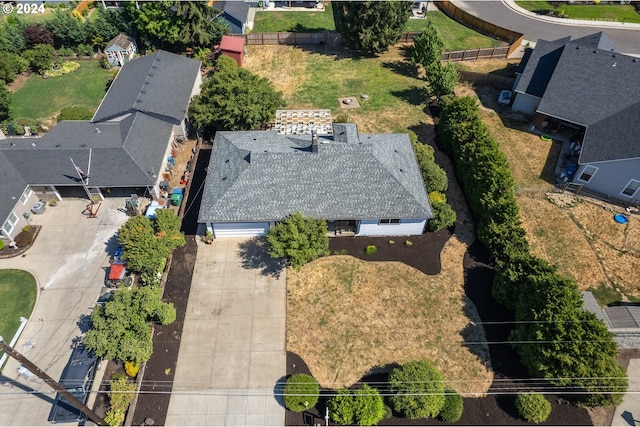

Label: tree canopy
[427,62,458,100]
[339,1,411,54]
[0,82,12,122]
[411,20,444,69]
[389,360,446,419]
[45,9,86,48]
[189,56,284,134]
[83,286,176,364]
[266,211,329,270]
[124,0,229,51]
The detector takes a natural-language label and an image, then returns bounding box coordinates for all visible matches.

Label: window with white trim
[379,219,400,225]
[621,179,640,197]
[3,221,13,234]
[20,188,32,205]
[578,165,598,182]
[8,212,18,225]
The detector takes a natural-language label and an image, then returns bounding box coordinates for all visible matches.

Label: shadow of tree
[381,60,418,78]
[390,85,429,106]
[76,314,92,334]
[273,375,287,408]
[104,234,120,257]
[237,237,285,278]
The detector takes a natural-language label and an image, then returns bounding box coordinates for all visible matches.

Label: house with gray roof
[512,32,640,205]
[198,123,433,238]
[104,33,137,66]
[0,50,201,243]
[214,1,252,34]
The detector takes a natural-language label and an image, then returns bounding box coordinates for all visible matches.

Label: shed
[105,34,137,66]
[219,35,245,67]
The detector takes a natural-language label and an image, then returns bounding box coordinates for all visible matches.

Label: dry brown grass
[466,84,640,300]
[287,238,493,395]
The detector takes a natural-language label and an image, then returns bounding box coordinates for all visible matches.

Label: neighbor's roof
[0,152,30,224]
[215,1,250,32]
[533,33,640,163]
[198,124,432,223]
[105,33,136,51]
[0,113,174,187]
[92,50,201,124]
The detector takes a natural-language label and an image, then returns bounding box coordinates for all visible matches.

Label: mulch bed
[286,237,593,426]
[0,225,41,259]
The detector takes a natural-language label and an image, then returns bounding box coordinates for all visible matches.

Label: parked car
[48,346,98,424]
[498,90,512,105]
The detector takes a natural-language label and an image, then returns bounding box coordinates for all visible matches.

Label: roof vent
[225,159,230,163]
[96,128,101,133]
[634,58,638,62]
[31,142,36,147]
[612,54,616,58]
[613,62,617,67]
[575,46,579,50]
[222,176,227,181]
[55,144,61,147]
[593,50,597,53]
[81,144,86,147]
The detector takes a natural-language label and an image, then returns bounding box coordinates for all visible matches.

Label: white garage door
[212,222,270,237]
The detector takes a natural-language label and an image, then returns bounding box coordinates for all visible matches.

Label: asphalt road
[453,0,640,55]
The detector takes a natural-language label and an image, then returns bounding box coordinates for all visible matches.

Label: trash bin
[32,201,46,214]
[170,188,183,206]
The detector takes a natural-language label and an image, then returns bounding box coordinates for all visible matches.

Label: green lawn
[0,269,37,365]
[516,1,640,23]
[1,8,55,25]
[406,12,500,50]
[11,60,112,122]
[253,3,336,32]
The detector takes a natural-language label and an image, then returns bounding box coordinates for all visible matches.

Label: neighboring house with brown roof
[105,34,137,66]
[512,32,640,205]
[0,51,201,243]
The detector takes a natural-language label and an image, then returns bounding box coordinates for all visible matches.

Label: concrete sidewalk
[0,197,130,426]
[612,359,640,426]
[165,238,286,426]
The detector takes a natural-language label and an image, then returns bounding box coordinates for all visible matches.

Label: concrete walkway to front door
[165,238,286,426]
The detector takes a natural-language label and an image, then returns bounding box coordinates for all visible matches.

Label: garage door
[212,222,270,237]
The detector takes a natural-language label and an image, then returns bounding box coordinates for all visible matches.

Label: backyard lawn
[244,45,429,133]
[515,1,640,23]
[0,269,37,364]
[10,60,112,123]
[253,3,336,32]
[406,12,501,50]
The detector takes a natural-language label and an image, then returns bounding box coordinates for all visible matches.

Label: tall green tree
[339,1,411,54]
[427,62,458,100]
[389,360,446,419]
[266,211,329,270]
[0,15,27,53]
[0,82,12,123]
[83,286,175,364]
[189,56,284,134]
[24,44,55,74]
[0,51,28,84]
[45,9,86,48]
[411,20,445,69]
[125,0,228,52]
[85,8,129,50]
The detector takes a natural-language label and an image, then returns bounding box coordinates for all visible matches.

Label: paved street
[165,238,286,426]
[452,0,640,55]
[0,197,130,426]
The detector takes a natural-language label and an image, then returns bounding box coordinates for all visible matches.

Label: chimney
[311,129,318,153]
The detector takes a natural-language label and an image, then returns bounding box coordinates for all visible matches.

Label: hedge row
[437,95,627,406]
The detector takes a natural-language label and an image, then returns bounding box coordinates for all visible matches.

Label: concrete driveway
[165,238,286,426]
[0,197,130,426]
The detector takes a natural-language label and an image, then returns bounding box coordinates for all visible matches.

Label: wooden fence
[244,32,343,46]
[442,46,511,62]
[458,70,515,90]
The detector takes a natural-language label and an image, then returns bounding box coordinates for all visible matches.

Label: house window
[3,221,13,234]
[578,165,598,182]
[20,188,32,205]
[379,219,400,225]
[621,180,640,197]
[8,212,18,225]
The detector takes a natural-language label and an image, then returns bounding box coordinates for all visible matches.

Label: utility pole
[0,337,107,426]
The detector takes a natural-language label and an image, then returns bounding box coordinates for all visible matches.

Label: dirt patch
[6,72,32,92]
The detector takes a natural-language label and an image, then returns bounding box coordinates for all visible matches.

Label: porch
[327,220,357,236]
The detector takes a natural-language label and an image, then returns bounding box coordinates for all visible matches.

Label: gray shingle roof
[198,125,432,223]
[514,37,570,98]
[0,152,29,224]
[0,113,174,187]
[534,35,640,163]
[215,1,250,33]
[92,50,200,124]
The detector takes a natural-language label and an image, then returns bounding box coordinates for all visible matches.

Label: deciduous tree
[266,211,329,270]
[23,24,54,47]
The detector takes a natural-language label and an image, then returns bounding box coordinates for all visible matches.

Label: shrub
[99,55,112,69]
[58,105,93,121]
[109,373,136,411]
[515,393,551,424]
[0,240,4,251]
[439,389,463,422]
[421,160,448,193]
[154,301,176,325]
[283,374,319,412]
[365,245,377,255]
[328,388,354,425]
[124,361,140,378]
[334,112,350,123]
[104,409,125,427]
[429,200,457,232]
[59,46,75,57]
[389,360,445,419]
[328,385,386,426]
